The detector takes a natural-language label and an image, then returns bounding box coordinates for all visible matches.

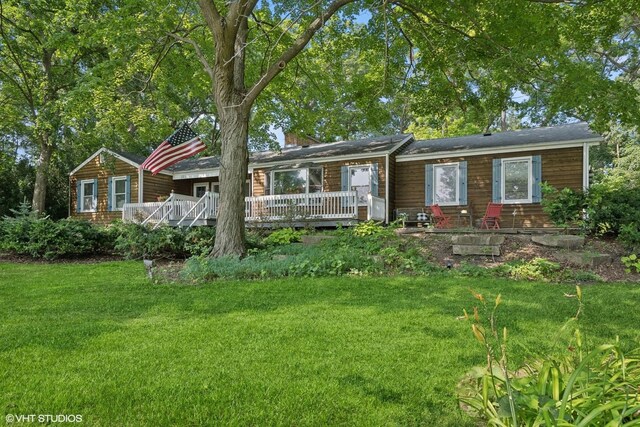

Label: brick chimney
[284,133,319,148]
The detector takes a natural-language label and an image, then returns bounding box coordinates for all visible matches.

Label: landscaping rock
[451,235,505,245]
[531,234,585,249]
[300,235,333,246]
[453,245,500,256]
[553,251,613,267]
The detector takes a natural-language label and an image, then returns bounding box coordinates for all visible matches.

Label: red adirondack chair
[480,203,504,229]
[430,204,452,228]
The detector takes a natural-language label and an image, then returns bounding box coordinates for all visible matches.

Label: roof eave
[395,137,602,162]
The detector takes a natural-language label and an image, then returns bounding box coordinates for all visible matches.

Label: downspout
[385,154,389,224]
[582,142,590,191]
[68,174,71,218]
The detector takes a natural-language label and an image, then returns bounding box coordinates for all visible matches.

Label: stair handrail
[188,198,209,228]
[142,192,174,226]
[176,192,209,227]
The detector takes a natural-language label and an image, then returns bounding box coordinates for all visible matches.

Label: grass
[1,262,639,426]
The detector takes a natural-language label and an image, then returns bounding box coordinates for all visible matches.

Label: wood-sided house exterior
[69,123,601,228]
[395,123,601,227]
[69,148,173,224]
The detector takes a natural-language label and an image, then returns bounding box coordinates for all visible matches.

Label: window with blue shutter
[79,179,98,212]
[428,162,465,206]
[107,178,113,211]
[492,159,502,203]
[500,156,538,204]
[341,165,349,207]
[76,181,81,213]
[459,161,468,205]
[125,175,132,204]
[532,155,542,203]
[425,164,434,206]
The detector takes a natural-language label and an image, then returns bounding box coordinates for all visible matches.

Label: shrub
[618,223,640,252]
[0,203,106,259]
[184,226,216,257]
[459,288,640,426]
[540,183,586,230]
[586,183,640,238]
[113,223,187,259]
[262,227,304,246]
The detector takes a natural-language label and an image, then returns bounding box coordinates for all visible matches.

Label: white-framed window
[425,162,467,207]
[80,179,97,212]
[270,167,323,195]
[349,165,372,206]
[433,163,460,206]
[193,182,209,198]
[111,176,128,211]
[502,157,533,204]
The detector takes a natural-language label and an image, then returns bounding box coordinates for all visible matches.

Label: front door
[193,183,208,198]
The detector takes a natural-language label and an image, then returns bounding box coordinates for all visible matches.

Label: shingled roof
[399,122,600,157]
[171,133,412,172]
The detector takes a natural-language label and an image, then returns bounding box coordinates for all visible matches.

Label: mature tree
[168,0,640,258]
[0,0,213,215]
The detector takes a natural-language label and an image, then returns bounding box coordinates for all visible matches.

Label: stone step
[531,234,585,249]
[453,244,501,256]
[451,235,505,245]
[553,251,612,267]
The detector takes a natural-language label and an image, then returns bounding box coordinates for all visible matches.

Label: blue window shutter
[341,166,349,207]
[532,155,542,203]
[76,181,81,212]
[370,163,379,197]
[107,178,113,211]
[459,161,468,205]
[341,166,349,191]
[425,164,434,206]
[125,175,132,204]
[492,159,502,203]
[264,171,270,196]
[93,178,99,209]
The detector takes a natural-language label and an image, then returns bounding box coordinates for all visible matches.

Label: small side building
[69,148,174,224]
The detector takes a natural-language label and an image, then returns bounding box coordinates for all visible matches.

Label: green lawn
[1,262,638,426]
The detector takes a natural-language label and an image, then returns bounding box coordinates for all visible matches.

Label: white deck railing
[245,191,358,222]
[124,190,363,226]
[367,194,386,221]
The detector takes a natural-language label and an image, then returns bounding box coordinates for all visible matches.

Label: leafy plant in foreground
[458,288,640,426]
[621,254,640,274]
[262,227,304,246]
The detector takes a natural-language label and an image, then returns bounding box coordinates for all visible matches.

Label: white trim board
[173,153,391,179]
[69,147,173,176]
[395,138,602,162]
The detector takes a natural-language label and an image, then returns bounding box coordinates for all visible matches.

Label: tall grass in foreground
[459,286,640,426]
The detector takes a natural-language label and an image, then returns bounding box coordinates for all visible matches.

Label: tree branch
[167,32,215,80]
[244,0,356,107]
[198,0,224,38]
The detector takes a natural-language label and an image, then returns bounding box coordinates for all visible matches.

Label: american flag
[140,123,206,175]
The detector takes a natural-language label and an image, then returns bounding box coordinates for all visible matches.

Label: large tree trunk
[210,109,249,258]
[209,7,250,258]
[32,139,53,214]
